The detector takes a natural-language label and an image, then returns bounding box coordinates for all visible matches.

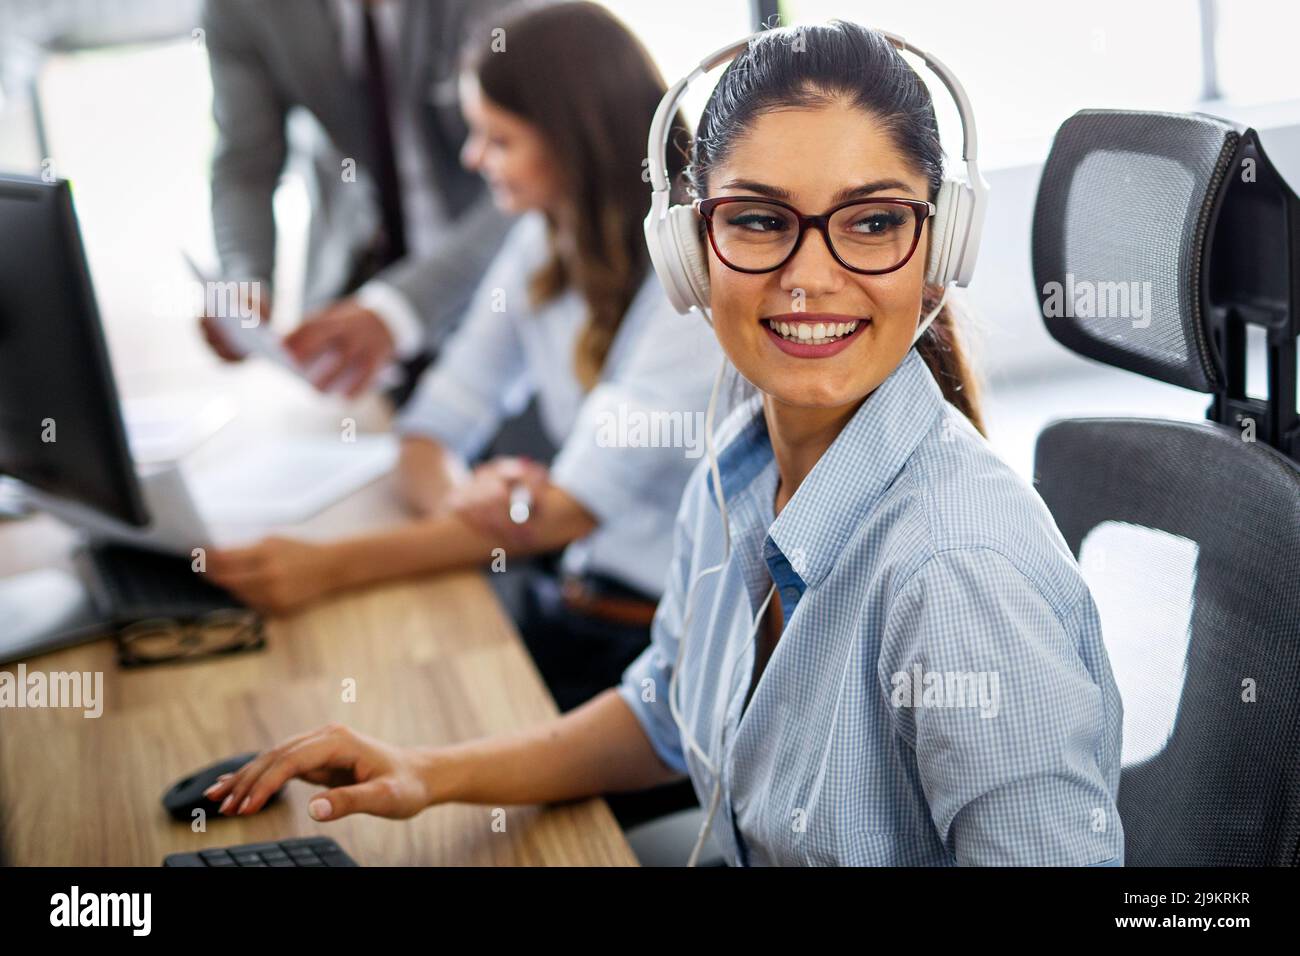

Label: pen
[508,483,532,525]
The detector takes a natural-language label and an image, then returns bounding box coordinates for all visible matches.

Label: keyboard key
[166,836,358,867]
[239,843,281,855]
[320,852,358,867]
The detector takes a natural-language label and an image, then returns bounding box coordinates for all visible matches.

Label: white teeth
[769,319,863,345]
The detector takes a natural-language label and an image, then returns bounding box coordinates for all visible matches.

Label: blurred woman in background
[206,2,720,748]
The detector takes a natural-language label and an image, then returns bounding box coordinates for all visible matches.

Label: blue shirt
[619,347,1125,865]
[397,213,721,596]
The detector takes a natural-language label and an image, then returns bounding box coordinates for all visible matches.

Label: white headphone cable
[686,580,776,866]
[913,284,950,345]
[665,355,782,865]
[667,357,730,771]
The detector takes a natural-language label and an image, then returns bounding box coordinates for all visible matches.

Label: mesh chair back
[1035,418,1300,865]
[1032,110,1241,392]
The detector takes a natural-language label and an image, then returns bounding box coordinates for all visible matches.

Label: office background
[0,0,1295,484]
[0,0,1296,872]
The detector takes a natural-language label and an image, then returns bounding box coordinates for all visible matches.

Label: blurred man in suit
[199,0,514,397]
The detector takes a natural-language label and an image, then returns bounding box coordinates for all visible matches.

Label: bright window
[777,1,1204,163]
[1215,0,1300,103]
[594,0,753,127]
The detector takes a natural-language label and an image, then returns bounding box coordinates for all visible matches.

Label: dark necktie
[361,3,407,265]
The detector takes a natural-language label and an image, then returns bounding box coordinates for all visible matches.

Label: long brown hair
[687,22,985,434]
[918,285,985,434]
[462,1,687,389]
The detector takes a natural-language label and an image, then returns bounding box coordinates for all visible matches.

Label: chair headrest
[1032,109,1241,392]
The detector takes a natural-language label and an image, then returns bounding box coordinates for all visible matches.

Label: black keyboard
[81,542,243,622]
[164,836,359,867]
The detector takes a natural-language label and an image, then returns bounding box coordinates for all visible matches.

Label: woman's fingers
[202,538,326,613]
[211,726,340,814]
[203,732,349,803]
[237,733,354,815]
[198,726,428,822]
[446,474,511,537]
[203,543,271,585]
[446,470,505,509]
[202,773,235,799]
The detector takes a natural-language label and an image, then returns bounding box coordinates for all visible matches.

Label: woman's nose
[460,138,483,172]
[779,227,845,300]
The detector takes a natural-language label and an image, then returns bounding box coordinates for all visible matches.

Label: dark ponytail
[687,21,985,435]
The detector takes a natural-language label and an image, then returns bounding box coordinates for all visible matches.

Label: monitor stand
[0,567,107,664]
[20,460,211,556]
[0,461,206,664]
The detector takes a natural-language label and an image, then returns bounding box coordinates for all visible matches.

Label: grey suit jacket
[202,0,513,346]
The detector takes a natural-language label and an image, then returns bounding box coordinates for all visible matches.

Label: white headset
[643,27,989,336]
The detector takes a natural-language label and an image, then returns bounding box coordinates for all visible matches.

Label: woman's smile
[761,312,870,358]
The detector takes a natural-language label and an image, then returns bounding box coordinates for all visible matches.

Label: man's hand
[284,297,396,397]
[197,284,272,362]
[203,536,346,614]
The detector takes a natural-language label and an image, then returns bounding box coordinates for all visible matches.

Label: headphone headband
[645,28,984,196]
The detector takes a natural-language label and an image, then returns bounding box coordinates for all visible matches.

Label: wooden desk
[0,371,636,867]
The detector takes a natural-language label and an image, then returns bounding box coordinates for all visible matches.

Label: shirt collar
[713,347,947,592]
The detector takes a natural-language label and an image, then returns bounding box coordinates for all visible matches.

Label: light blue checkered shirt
[619,347,1124,866]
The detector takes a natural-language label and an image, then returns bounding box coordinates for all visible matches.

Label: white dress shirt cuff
[356,280,425,359]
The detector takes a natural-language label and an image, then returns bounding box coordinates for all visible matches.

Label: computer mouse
[161,751,282,822]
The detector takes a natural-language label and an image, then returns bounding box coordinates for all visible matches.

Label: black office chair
[1030,110,1300,866]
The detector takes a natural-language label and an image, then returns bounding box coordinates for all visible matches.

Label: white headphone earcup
[926,180,956,286]
[667,204,711,313]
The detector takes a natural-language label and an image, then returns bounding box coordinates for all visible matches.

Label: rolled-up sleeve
[550,310,719,524]
[394,221,536,459]
[617,470,707,775]
[878,547,1124,866]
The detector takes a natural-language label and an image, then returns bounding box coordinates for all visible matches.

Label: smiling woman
[624,21,1123,865]
[205,21,1125,868]
[686,37,984,426]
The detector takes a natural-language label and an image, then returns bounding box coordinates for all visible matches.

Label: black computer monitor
[0,173,147,527]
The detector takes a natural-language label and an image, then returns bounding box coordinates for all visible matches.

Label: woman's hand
[444,456,550,547]
[203,723,440,821]
[204,536,346,614]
